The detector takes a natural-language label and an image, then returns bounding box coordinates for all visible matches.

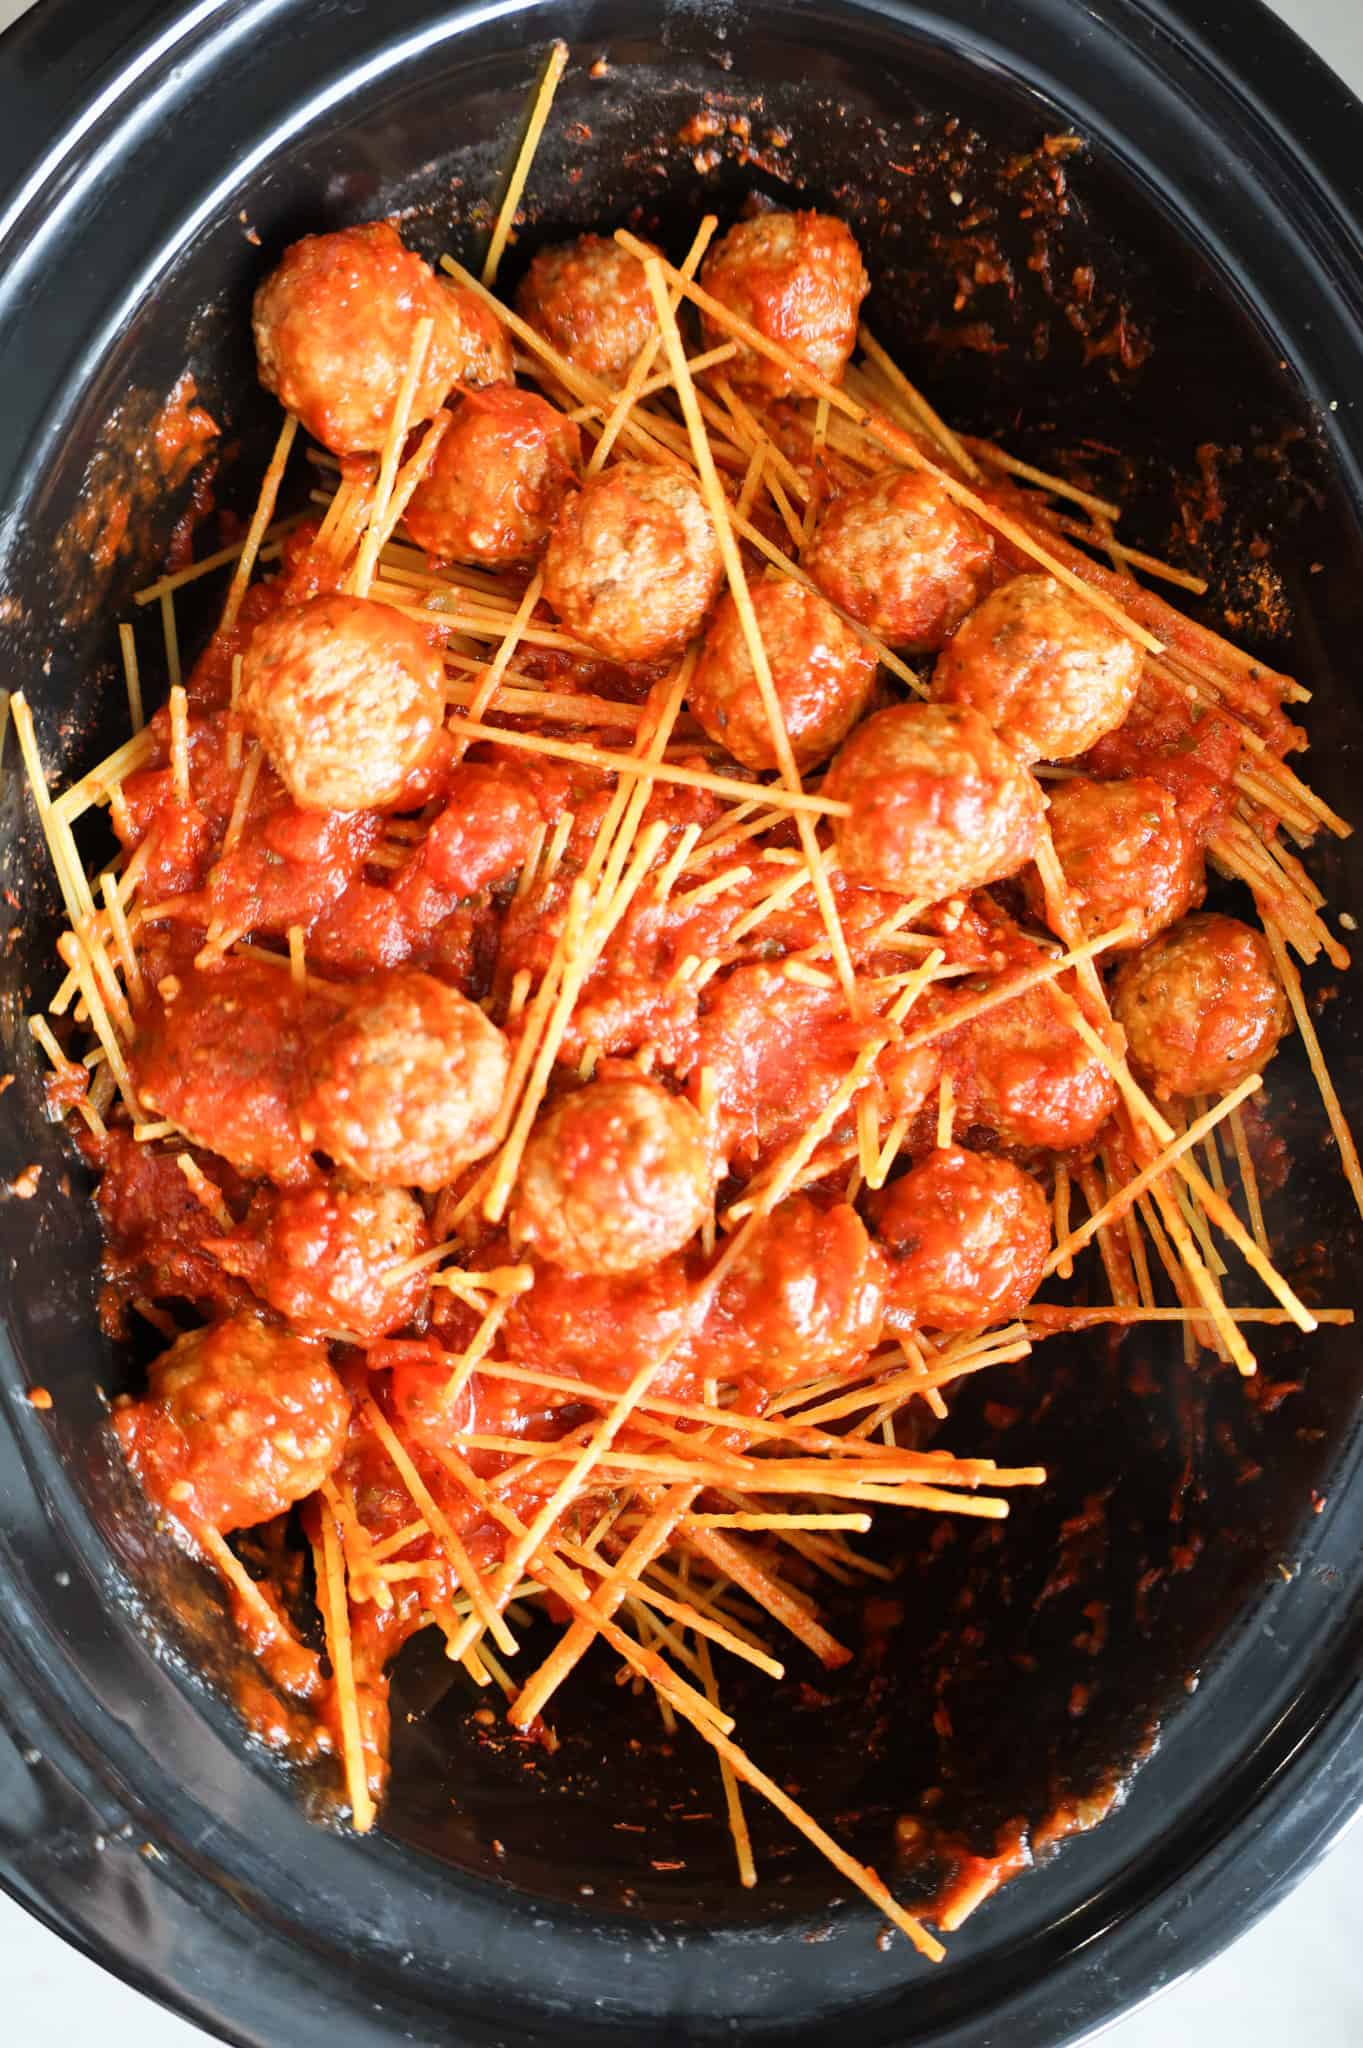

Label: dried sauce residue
[53,371,219,625]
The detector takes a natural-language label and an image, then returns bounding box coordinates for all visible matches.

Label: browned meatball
[689,578,877,771]
[1022,774,1205,950]
[697,1197,885,1387]
[113,1313,350,1534]
[510,1064,713,1275]
[240,594,445,814]
[542,461,723,665]
[1112,912,1290,1101]
[131,957,314,1188]
[211,1183,429,1339]
[952,979,1118,1153]
[932,574,1143,763]
[699,210,869,398]
[869,1146,1050,1332]
[515,234,660,383]
[253,222,511,455]
[806,472,995,652]
[403,386,581,567]
[296,970,509,1188]
[823,702,1044,899]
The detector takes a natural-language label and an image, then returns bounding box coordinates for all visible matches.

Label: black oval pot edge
[0,3,1362,2047]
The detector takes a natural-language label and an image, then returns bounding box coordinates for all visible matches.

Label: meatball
[699,210,869,399]
[806,471,995,652]
[542,461,724,666]
[253,222,511,456]
[240,594,445,814]
[823,702,1044,899]
[212,1183,429,1339]
[114,1313,350,1534]
[869,1146,1050,1332]
[501,1254,693,1391]
[515,234,660,384]
[697,1197,885,1387]
[1022,774,1205,951]
[131,957,314,1187]
[693,962,871,1166]
[932,573,1143,763]
[510,1065,712,1275]
[403,386,581,568]
[689,578,877,771]
[1112,912,1290,1101]
[296,970,510,1189]
[952,978,1118,1154]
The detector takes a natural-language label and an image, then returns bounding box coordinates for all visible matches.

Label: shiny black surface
[0,2,1362,2043]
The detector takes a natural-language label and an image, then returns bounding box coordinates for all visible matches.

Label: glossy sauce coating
[699,210,868,398]
[501,1255,693,1392]
[295,970,509,1189]
[114,1313,350,1534]
[253,223,510,455]
[698,1197,885,1387]
[932,573,1143,763]
[871,1146,1051,1332]
[950,979,1119,1155]
[689,578,877,771]
[511,1064,712,1275]
[516,234,660,383]
[823,702,1044,899]
[131,956,316,1188]
[404,386,581,567]
[807,471,995,652]
[1023,773,1205,950]
[240,593,445,813]
[1112,911,1290,1100]
[211,1182,429,1339]
[542,461,723,665]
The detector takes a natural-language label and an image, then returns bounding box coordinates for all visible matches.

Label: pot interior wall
[1,0,1361,1985]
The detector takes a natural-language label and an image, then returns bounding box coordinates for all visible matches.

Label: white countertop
[3,0,1362,2041]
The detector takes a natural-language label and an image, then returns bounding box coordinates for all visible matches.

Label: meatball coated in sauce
[240,594,445,814]
[542,461,724,666]
[253,222,511,456]
[1112,912,1290,1101]
[501,1256,692,1391]
[699,210,869,399]
[932,574,1143,764]
[689,578,877,771]
[403,386,581,568]
[131,957,314,1188]
[114,1314,350,1534]
[511,1065,713,1276]
[1022,774,1205,951]
[870,1146,1050,1332]
[698,1198,885,1388]
[823,702,1044,899]
[953,979,1119,1154]
[515,234,660,384]
[212,1183,429,1339]
[806,471,995,652]
[296,970,509,1189]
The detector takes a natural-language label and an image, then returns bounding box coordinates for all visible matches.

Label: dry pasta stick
[160,588,182,687]
[482,40,569,287]
[1264,922,1363,1224]
[1229,1103,1271,1255]
[220,412,299,635]
[616,231,1163,658]
[564,341,739,422]
[961,436,1122,520]
[588,215,719,474]
[118,622,144,733]
[642,258,859,1011]
[1044,1076,1262,1275]
[857,326,980,480]
[199,1524,306,1658]
[351,317,434,598]
[362,1398,516,1658]
[312,1506,377,1832]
